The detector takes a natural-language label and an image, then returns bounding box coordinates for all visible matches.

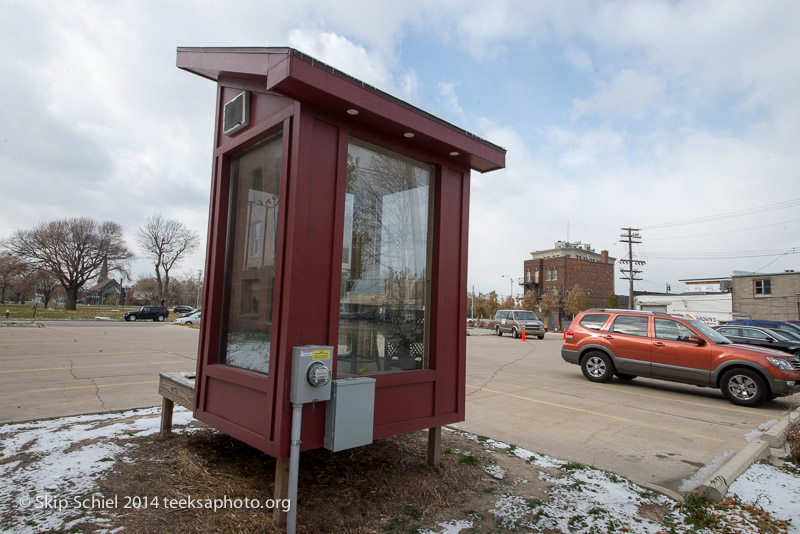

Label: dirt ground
[91,424,566,533]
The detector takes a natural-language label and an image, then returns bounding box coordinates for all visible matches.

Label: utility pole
[619,228,645,309]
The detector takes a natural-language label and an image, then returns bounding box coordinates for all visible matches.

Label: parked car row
[173,309,201,325]
[123,305,200,323]
[561,309,800,407]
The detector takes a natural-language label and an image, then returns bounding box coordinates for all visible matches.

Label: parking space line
[0,361,189,374]
[0,351,161,361]
[467,384,726,443]
[511,373,757,415]
[0,380,159,395]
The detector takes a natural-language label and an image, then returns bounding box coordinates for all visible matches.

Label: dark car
[725,319,800,337]
[173,305,194,314]
[123,306,169,322]
[712,325,800,356]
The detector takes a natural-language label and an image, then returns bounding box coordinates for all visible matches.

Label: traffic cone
[521,328,526,341]
[562,329,566,340]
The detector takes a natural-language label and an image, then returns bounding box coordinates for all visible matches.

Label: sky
[1,0,799,298]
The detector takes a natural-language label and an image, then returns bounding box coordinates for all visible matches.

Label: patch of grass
[405,505,422,521]
[562,461,588,471]
[680,492,719,530]
[459,454,481,466]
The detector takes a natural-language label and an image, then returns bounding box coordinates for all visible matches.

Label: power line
[647,217,800,241]
[648,247,799,260]
[640,198,800,230]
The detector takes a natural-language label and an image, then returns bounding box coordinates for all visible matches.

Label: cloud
[288,29,420,104]
[571,69,666,121]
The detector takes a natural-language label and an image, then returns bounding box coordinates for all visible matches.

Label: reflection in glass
[338,138,433,377]
[220,134,282,373]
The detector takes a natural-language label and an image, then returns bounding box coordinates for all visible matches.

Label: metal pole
[287,402,303,534]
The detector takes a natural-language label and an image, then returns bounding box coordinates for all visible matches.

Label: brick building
[521,241,616,324]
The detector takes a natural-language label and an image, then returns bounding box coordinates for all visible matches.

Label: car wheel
[615,373,637,380]
[537,335,544,340]
[511,327,518,339]
[496,326,502,337]
[720,368,767,407]
[128,315,137,322]
[581,351,615,383]
[155,315,165,322]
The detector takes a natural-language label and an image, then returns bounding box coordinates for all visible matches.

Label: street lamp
[501,274,513,304]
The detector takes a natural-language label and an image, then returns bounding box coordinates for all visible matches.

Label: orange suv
[562,309,800,406]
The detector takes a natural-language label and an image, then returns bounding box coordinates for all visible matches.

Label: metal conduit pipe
[287,402,303,534]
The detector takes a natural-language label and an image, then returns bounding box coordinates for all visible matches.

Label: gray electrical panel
[290,346,333,405]
[324,377,376,452]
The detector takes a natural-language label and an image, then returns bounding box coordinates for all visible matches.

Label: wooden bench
[158,372,196,437]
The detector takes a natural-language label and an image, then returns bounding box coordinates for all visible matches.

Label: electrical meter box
[324,377,376,452]
[290,346,333,404]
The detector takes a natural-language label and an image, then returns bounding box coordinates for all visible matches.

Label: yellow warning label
[312,350,331,361]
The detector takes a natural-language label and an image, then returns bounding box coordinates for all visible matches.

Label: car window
[579,314,610,331]
[610,315,649,337]
[766,330,793,341]
[716,327,740,337]
[513,311,539,321]
[741,328,770,340]
[654,318,695,342]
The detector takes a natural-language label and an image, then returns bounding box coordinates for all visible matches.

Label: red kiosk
[177,47,505,463]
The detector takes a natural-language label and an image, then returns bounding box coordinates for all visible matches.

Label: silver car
[494,309,546,339]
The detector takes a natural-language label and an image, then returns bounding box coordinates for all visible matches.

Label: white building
[633,292,747,326]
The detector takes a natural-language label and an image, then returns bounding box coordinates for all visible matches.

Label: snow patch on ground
[0,406,194,533]
[728,462,800,534]
[678,449,735,493]
[419,519,474,533]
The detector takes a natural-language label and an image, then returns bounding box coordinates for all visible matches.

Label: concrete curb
[695,405,800,502]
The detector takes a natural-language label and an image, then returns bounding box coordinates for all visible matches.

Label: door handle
[603,335,613,339]
[653,342,665,347]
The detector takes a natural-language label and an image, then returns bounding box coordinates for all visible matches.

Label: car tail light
[565,329,573,339]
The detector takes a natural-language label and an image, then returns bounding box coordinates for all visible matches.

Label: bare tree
[0,253,25,303]
[35,269,61,308]
[1,217,133,310]
[135,215,200,305]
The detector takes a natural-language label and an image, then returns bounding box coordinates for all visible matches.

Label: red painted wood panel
[181,49,505,459]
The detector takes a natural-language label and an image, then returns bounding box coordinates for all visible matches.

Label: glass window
[654,318,696,341]
[741,328,770,340]
[610,315,649,337]
[580,314,610,331]
[337,138,433,377]
[553,268,558,281]
[219,133,282,374]
[754,279,771,295]
[717,327,740,337]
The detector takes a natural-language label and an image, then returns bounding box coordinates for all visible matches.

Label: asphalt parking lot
[460,332,800,494]
[0,321,198,423]
[1,322,797,496]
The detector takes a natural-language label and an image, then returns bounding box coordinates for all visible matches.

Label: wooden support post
[273,457,290,528]
[159,397,174,438]
[427,426,442,468]
[157,372,196,439]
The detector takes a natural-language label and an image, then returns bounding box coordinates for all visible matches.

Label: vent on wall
[223,91,250,136]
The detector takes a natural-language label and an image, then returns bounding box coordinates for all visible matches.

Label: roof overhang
[177,47,506,173]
